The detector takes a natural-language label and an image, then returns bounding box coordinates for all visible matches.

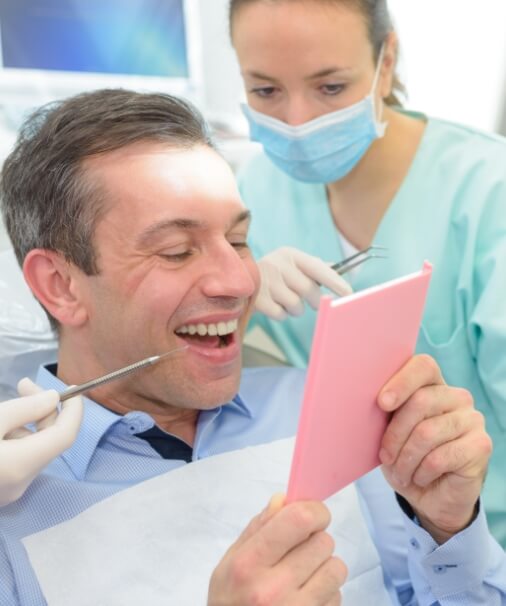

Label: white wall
[197,0,244,121]
[388,0,506,133]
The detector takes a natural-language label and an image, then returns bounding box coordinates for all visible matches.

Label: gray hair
[1,89,215,274]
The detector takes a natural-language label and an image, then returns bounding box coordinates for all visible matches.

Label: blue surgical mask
[241,46,387,183]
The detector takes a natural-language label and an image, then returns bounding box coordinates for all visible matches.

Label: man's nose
[201,246,258,299]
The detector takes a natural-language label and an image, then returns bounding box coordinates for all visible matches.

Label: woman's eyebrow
[245,66,351,82]
[304,67,352,80]
[244,69,279,82]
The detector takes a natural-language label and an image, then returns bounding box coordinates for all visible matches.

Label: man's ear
[23,249,89,327]
[379,31,398,100]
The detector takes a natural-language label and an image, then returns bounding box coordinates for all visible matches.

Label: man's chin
[148,356,240,410]
[194,365,243,409]
[191,376,242,411]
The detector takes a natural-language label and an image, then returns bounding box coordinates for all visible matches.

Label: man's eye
[321,83,345,95]
[250,86,277,98]
[160,251,193,262]
[230,241,250,252]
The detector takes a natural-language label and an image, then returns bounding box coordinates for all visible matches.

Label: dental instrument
[331,246,388,276]
[58,345,188,402]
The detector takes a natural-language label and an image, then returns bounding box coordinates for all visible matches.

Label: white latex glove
[0,378,83,506]
[255,247,353,320]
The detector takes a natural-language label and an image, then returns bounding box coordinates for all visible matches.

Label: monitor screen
[0,0,201,119]
[0,0,189,78]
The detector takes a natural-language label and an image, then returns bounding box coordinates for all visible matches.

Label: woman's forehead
[232,1,372,69]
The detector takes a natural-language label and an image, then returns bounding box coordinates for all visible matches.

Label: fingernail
[380,391,397,410]
[268,493,285,513]
[260,493,285,522]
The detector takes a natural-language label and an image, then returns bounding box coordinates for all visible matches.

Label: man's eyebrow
[136,210,251,247]
[231,209,252,228]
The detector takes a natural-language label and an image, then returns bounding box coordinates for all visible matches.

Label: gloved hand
[255,247,353,320]
[0,378,83,506]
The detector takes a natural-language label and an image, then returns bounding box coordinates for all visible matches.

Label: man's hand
[378,355,492,543]
[208,494,347,605]
[0,378,83,506]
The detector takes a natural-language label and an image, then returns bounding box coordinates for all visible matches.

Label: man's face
[77,142,259,412]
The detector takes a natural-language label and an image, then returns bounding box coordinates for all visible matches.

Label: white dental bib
[23,438,392,605]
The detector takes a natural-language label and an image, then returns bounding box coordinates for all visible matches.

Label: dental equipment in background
[59,345,188,402]
[332,246,388,275]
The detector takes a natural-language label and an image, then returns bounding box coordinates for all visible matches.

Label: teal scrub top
[238,113,506,546]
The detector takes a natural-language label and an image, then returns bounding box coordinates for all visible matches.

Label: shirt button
[409,538,420,549]
[432,565,447,575]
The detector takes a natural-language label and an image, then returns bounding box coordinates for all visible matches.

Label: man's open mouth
[175,319,238,349]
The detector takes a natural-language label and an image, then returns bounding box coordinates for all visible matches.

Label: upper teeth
[176,319,238,337]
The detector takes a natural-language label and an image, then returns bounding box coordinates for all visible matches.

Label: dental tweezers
[58,345,188,402]
[331,245,388,275]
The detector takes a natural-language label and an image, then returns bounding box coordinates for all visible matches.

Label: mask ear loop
[370,42,388,135]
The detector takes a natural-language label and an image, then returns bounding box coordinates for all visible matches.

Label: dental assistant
[229,0,506,547]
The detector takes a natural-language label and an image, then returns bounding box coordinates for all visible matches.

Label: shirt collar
[228,393,252,418]
[36,365,122,479]
[36,365,253,477]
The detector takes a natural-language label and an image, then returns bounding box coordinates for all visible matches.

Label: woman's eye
[250,86,277,98]
[321,83,345,95]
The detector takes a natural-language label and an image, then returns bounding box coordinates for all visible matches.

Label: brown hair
[1,89,214,274]
[229,0,405,106]
[0,89,214,327]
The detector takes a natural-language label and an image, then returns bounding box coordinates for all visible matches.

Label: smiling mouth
[175,319,238,349]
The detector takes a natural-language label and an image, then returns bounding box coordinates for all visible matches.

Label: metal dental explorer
[331,245,388,275]
[58,345,189,402]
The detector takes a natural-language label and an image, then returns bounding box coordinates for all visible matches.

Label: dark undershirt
[135,426,193,462]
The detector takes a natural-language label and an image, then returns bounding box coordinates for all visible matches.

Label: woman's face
[232,0,395,125]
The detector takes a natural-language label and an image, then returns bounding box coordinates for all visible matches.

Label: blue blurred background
[0,0,188,77]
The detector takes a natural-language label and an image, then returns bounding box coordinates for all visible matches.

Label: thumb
[18,378,59,430]
[259,493,286,524]
[233,493,286,548]
[53,394,84,447]
[293,252,353,297]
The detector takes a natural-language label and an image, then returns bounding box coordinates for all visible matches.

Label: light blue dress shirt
[238,112,506,546]
[0,364,505,605]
